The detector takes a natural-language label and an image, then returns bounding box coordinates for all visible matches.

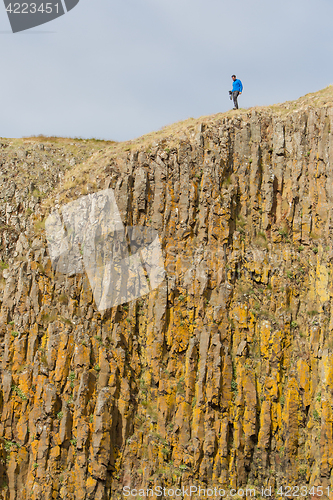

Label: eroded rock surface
[1,89,333,498]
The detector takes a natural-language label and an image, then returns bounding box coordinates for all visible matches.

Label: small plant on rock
[231,379,238,393]
[313,409,320,422]
[11,385,27,401]
[68,371,75,388]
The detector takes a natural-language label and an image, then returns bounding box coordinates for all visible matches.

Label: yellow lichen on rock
[2,90,333,497]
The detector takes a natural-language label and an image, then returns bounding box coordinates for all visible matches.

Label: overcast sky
[1,0,333,141]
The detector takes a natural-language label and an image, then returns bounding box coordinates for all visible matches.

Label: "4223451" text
[6,3,60,14]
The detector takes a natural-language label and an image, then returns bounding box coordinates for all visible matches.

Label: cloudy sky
[1,0,333,141]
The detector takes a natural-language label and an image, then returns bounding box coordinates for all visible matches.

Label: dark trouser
[232,91,239,109]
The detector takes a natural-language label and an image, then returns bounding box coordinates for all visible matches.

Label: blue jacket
[232,79,243,92]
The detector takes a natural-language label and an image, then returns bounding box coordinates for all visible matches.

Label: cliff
[1,87,333,499]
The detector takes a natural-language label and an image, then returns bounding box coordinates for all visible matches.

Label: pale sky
[1,0,333,141]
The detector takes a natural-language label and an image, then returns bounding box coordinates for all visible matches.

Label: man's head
[232,75,236,81]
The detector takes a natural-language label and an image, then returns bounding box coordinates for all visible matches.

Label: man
[231,75,243,110]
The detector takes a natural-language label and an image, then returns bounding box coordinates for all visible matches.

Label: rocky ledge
[1,88,333,499]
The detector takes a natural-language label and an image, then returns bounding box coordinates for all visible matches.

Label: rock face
[1,88,333,499]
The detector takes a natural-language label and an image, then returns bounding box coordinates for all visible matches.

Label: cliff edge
[1,87,333,499]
